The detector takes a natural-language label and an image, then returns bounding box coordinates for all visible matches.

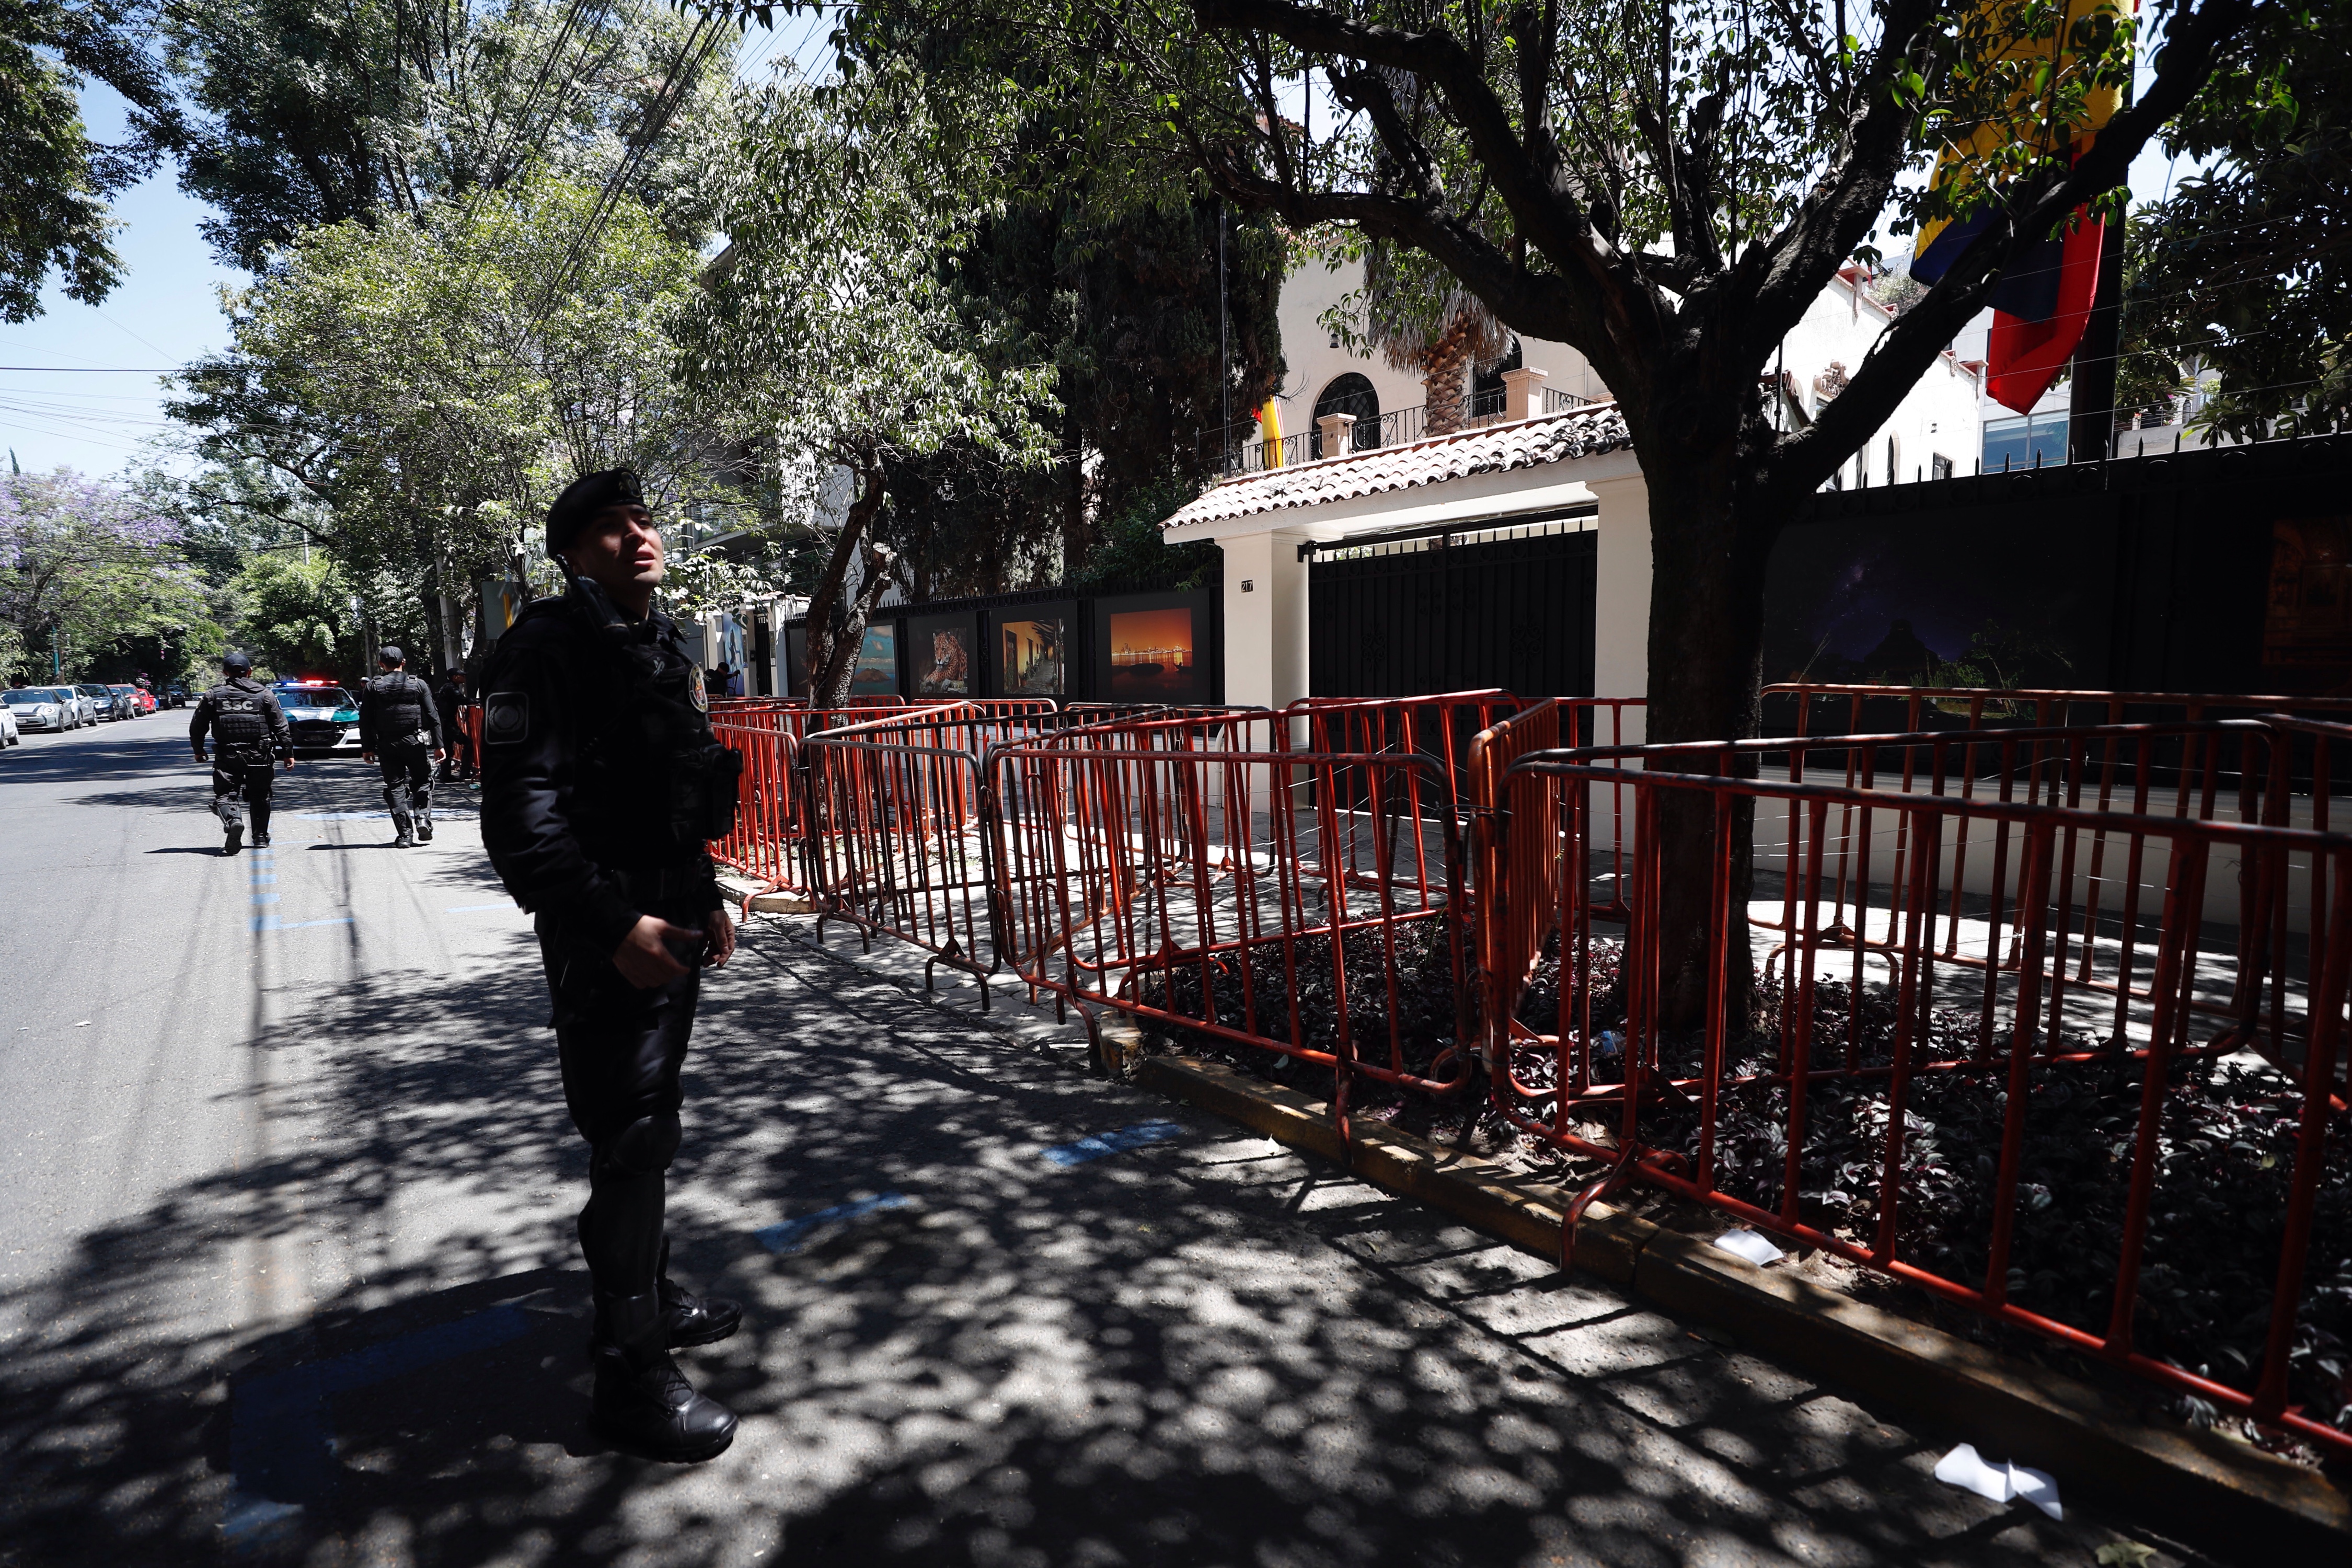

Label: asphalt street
[0,716,2220,1567]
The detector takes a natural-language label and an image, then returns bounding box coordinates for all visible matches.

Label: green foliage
[169,170,731,647]
[229,551,358,679]
[884,192,1286,596]
[1077,474,1217,592]
[2126,0,2349,437]
[678,62,1058,691]
[0,0,176,319]
[679,66,1055,485]
[158,0,738,271]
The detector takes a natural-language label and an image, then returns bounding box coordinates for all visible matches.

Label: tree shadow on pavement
[0,923,2205,1568]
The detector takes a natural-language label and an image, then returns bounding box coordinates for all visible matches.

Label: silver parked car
[4,687,78,732]
[0,704,18,748]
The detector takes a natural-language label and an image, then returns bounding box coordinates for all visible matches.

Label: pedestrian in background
[435,668,474,784]
[189,649,293,855]
[479,467,746,1462]
[359,647,444,847]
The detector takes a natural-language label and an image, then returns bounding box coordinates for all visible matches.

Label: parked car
[166,683,189,708]
[76,683,124,721]
[4,687,77,731]
[0,705,17,747]
[130,686,156,715]
[100,684,140,720]
[271,679,361,750]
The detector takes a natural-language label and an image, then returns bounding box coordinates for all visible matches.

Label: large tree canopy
[814,0,2263,1019]
[0,468,217,683]
[678,63,1056,701]
[158,0,738,270]
[0,0,177,318]
[168,171,728,668]
[2125,0,2346,437]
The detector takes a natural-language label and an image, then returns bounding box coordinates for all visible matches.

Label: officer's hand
[361,750,375,763]
[282,755,297,770]
[702,907,735,970]
[433,747,447,762]
[193,750,207,764]
[612,915,700,988]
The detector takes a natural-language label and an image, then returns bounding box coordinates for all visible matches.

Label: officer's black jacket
[358,671,443,752]
[189,677,290,762]
[479,577,721,960]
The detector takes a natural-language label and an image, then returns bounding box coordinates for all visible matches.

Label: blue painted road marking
[252,874,278,883]
[757,1193,915,1254]
[251,894,280,905]
[223,1303,533,1547]
[252,916,355,933]
[1042,1120,1183,1168]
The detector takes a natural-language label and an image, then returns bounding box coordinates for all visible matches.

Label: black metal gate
[1308,519,1597,699]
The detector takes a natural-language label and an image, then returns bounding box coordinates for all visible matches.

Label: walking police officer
[480,468,746,1462]
[359,647,445,847]
[190,649,293,855]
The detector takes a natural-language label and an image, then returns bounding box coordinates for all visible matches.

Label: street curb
[1129,1048,2351,1560]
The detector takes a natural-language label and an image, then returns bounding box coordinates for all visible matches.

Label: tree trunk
[801,450,887,703]
[1421,314,1479,436]
[811,541,898,706]
[1638,451,1780,1032]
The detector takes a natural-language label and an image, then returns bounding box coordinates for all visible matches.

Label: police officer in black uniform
[359,646,445,847]
[479,468,746,1462]
[190,649,293,855]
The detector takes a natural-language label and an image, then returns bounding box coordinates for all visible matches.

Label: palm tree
[1361,243,1512,437]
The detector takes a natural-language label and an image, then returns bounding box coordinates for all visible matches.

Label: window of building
[1931,453,1954,481]
[1981,412,2068,471]
[1310,373,1381,457]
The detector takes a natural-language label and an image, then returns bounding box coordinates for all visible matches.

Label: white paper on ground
[2005,1462,2063,1520]
[1933,1444,2014,1504]
[1713,1229,1786,1266]
[1932,1444,2063,1519]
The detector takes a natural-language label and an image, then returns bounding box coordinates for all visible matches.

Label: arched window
[1311,374,1380,457]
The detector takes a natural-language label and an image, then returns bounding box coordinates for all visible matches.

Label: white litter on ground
[1933,1443,2063,1519]
[1713,1229,1786,1266]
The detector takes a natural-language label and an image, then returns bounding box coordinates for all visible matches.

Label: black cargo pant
[537,902,706,1306]
[211,756,276,837]
[377,742,432,829]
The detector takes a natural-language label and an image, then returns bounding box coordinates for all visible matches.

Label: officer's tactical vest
[368,673,434,746]
[209,682,275,765]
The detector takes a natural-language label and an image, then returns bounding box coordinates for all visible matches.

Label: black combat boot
[414,803,434,843]
[657,1240,742,1348]
[390,808,415,849]
[589,1292,737,1461]
[218,799,243,856]
[251,803,272,848]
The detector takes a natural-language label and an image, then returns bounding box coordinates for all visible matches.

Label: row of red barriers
[1493,716,2351,1454]
[706,687,2352,1450]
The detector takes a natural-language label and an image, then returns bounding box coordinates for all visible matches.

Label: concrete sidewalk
[0,812,2218,1566]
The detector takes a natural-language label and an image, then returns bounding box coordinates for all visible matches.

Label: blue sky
[11,21,2194,483]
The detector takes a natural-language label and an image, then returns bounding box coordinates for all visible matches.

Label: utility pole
[1219,203,1232,473]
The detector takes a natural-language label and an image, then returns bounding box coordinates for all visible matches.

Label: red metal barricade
[795,702,1070,999]
[988,723,1478,1119]
[1493,722,2352,1455]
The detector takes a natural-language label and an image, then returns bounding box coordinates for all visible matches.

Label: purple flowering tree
[0,468,215,684]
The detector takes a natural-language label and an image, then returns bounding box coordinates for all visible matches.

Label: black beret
[546,468,647,557]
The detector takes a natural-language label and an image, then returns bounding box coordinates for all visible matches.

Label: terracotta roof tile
[1165,402,1633,530]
